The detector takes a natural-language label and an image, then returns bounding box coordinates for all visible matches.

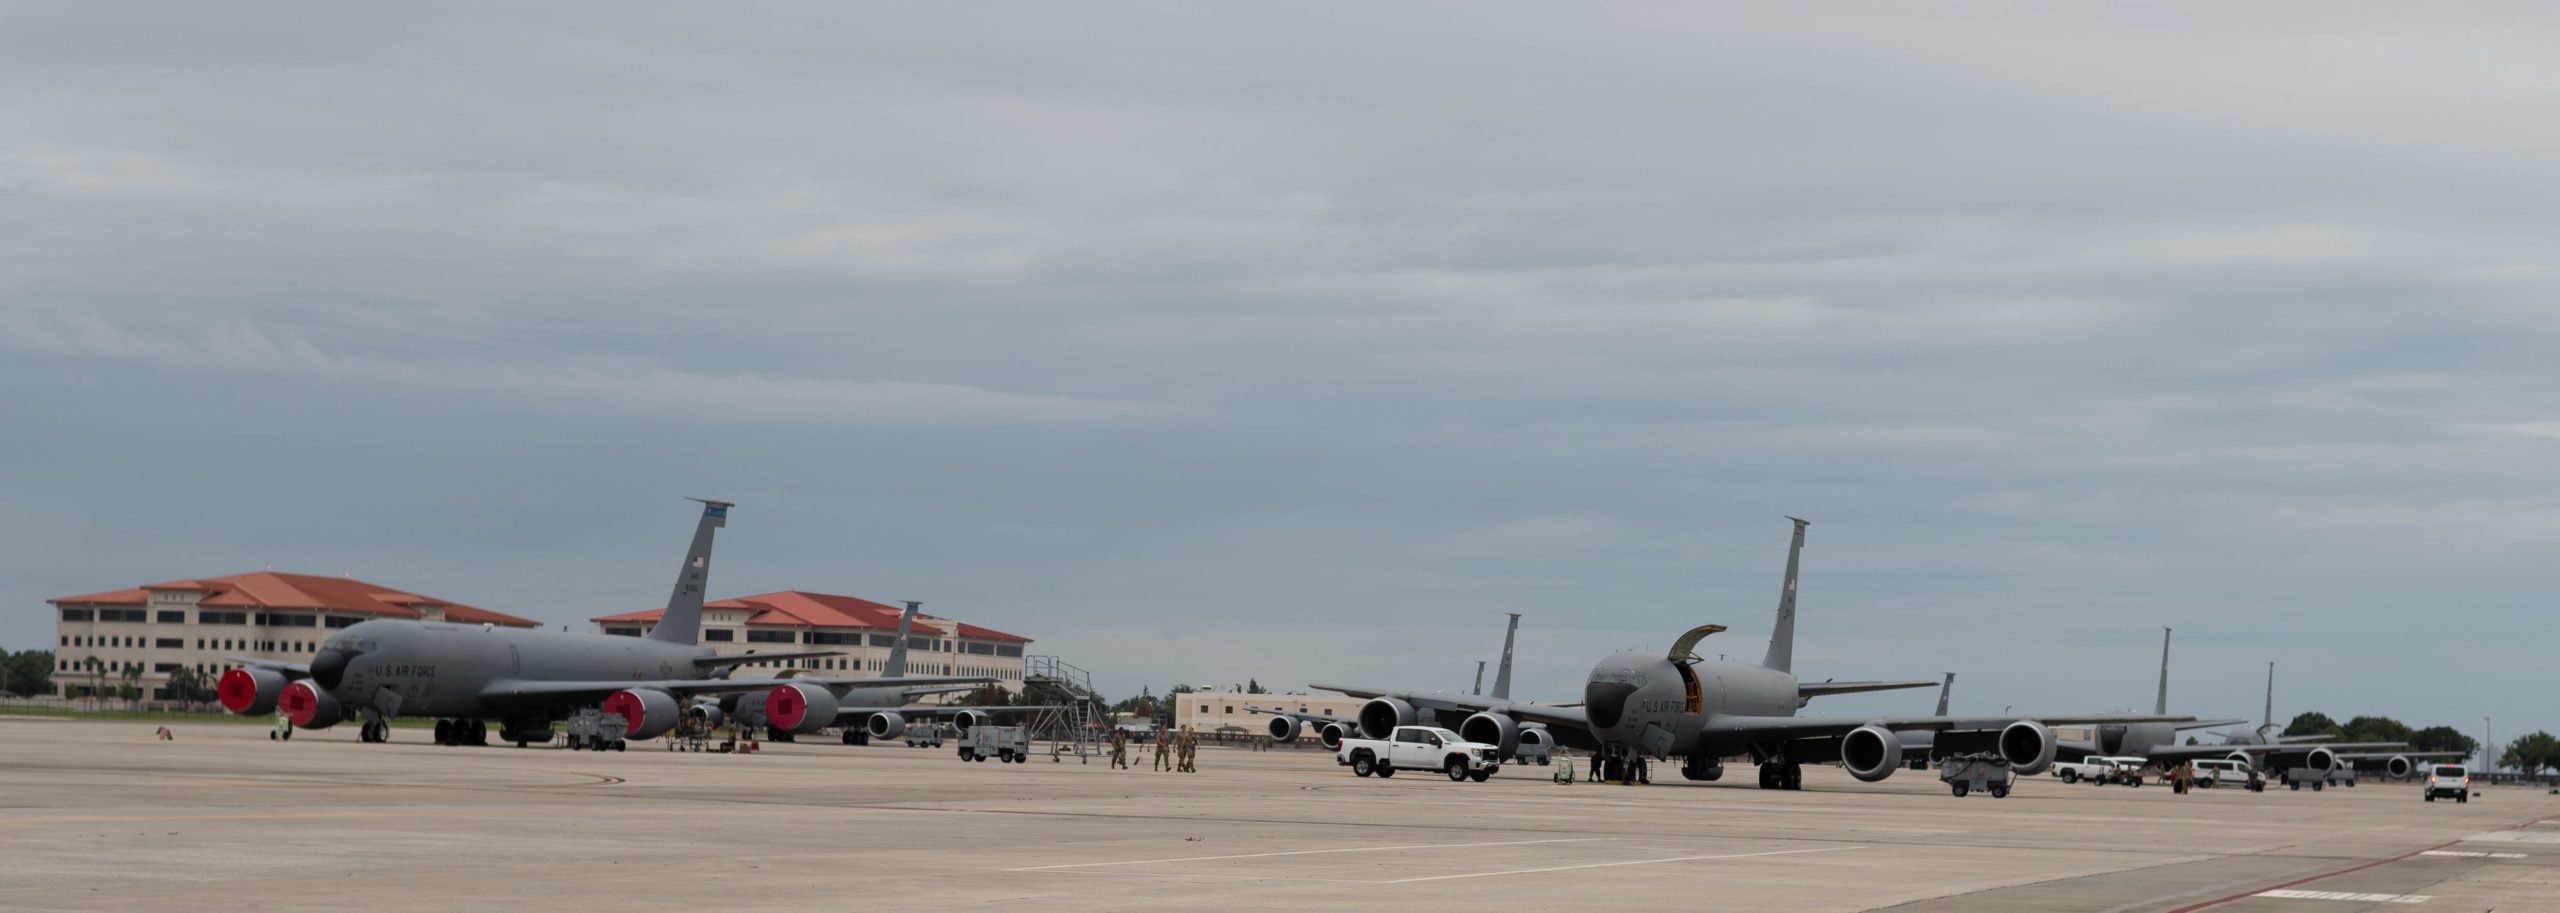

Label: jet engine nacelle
[2304,747,2337,774]
[1518,726,1553,755]
[730,691,769,729]
[1842,724,1904,782]
[950,709,991,734]
[277,680,345,729]
[866,712,910,741]
[1266,715,1302,743]
[1459,712,1522,756]
[602,689,681,740]
[1357,698,1416,740]
[1998,720,2058,775]
[217,667,287,717]
[686,701,725,729]
[764,682,840,735]
[1319,721,1357,751]
[2386,755,2414,779]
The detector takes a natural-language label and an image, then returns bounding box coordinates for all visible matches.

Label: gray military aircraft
[739,599,1054,745]
[1250,611,1569,761]
[1301,518,2196,788]
[215,499,990,747]
[2054,635,2452,781]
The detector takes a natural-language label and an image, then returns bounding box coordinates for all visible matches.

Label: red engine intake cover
[766,684,810,731]
[602,690,648,737]
[217,669,261,713]
[277,681,325,726]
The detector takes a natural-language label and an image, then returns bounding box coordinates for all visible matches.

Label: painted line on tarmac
[1378,845,1863,883]
[2255,889,2430,903]
[2419,850,2525,859]
[1005,837,1606,871]
[2163,811,2560,913]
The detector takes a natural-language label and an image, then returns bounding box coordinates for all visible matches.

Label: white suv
[2424,764,2470,803]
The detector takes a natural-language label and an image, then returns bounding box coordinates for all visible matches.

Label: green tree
[2502,732,2560,775]
[80,656,106,708]
[6,649,56,696]
[119,662,143,710]
[2283,711,2342,739]
[957,683,1012,707]
[2339,716,2413,745]
[2408,726,2477,757]
[1246,679,1268,694]
[164,665,216,711]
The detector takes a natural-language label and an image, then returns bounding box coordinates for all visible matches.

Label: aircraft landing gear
[1681,755,1724,782]
[358,720,388,743]
[1758,761,1803,790]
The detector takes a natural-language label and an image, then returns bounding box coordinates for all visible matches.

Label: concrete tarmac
[3,718,2554,913]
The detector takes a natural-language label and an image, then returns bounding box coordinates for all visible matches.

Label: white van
[2192,758,2255,788]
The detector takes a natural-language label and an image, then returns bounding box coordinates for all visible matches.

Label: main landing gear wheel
[469,720,487,746]
[434,720,453,744]
[1445,758,1470,782]
[1352,755,1376,777]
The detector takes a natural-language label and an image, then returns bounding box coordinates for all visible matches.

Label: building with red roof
[46,571,535,701]
[593,590,1031,689]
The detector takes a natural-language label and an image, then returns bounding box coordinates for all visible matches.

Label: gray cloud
[4,3,2556,736]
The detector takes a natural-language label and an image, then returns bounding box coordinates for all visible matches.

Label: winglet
[645,499,731,646]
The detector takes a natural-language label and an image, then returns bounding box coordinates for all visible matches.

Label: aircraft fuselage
[315,619,715,719]
[1583,650,1799,759]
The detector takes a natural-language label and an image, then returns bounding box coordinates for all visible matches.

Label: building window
[101,608,147,623]
[806,632,860,646]
[156,638,182,649]
[270,614,316,628]
[966,642,996,655]
[325,616,358,628]
[60,608,93,622]
[868,633,899,647]
[157,610,186,624]
[996,645,1022,657]
[604,627,642,638]
[200,612,247,625]
[703,629,734,642]
[746,630,795,644]
[153,663,179,673]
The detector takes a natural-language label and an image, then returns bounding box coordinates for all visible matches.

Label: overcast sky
[5,3,2556,740]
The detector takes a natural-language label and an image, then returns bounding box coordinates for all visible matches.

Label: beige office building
[593,590,1030,691]
[1174,690,1366,735]
[45,571,537,701]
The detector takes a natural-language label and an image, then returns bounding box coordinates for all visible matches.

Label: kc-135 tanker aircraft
[1268,518,2197,787]
[213,499,1002,747]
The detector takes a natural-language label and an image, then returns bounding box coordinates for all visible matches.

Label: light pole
[2482,716,2493,774]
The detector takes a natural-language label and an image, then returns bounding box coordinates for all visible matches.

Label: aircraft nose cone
[309,648,355,690]
[1584,679,1638,729]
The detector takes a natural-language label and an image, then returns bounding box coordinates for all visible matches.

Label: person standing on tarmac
[1110,728,1130,769]
[1178,726,1198,772]
[1154,729,1174,771]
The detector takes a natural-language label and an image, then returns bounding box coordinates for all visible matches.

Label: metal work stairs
[1023,655,1105,758]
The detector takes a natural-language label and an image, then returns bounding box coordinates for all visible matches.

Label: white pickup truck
[2051,755,2149,786]
[1337,725,1504,782]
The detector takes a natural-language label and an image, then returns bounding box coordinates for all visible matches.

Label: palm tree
[119,662,143,710]
[81,656,105,710]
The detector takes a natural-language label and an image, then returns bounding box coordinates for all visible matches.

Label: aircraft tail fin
[1491,613,1520,700]
[882,601,921,677]
[645,499,730,645]
[2154,627,2172,716]
[1761,518,1808,673]
[1935,672,1955,716]
[2262,661,2275,735]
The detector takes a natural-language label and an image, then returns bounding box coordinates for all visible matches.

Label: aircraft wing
[478,677,789,704]
[1798,680,1939,700]
[1307,683,1592,733]
[2177,719,2253,731]
[694,651,843,669]
[1707,712,2198,740]
[840,704,1061,718]
[224,656,311,675]
[1244,706,1354,726]
[2336,750,2469,761]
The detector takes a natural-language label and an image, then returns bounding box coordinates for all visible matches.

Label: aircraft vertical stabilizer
[1492,612,1520,700]
[645,499,731,645]
[1761,518,1809,673]
[882,600,921,677]
[1935,673,1955,716]
[2154,627,2172,716]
